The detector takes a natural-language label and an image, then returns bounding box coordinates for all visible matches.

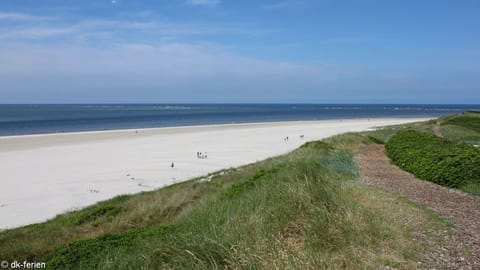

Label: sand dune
[0,118,428,229]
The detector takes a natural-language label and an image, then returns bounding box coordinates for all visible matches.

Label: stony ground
[354,144,480,269]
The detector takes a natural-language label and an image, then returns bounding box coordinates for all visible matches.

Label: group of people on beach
[284,134,305,142]
[172,134,305,169]
[197,152,208,159]
[170,151,208,169]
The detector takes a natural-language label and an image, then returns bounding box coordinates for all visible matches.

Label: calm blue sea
[0,104,478,136]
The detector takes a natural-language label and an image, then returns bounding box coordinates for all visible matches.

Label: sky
[0,0,479,104]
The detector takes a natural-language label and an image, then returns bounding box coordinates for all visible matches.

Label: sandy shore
[0,118,429,229]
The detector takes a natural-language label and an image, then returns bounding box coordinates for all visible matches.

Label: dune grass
[440,112,480,145]
[0,132,452,269]
[362,119,436,144]
[441,112,480,133]
[440,124,480,143]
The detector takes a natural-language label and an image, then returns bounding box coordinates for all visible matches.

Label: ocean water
[0,104,478,136]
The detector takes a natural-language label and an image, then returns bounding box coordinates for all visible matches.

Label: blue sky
[0,0,479,103]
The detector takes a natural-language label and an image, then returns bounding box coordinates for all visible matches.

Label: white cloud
[0,42,343,103]
[0,15,279,43]
[0,27,76,40]
[186,0,220,7]
[0,12,51,21]
[0,42,331,78]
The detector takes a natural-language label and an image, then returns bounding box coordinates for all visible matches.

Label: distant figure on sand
[197,152,208,159]
[171,162,174,168]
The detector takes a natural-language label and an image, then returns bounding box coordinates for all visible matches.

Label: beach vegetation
[362,120,435,144]
[386,130,480,195]
[441,112,480,133]
[436,112,480,145]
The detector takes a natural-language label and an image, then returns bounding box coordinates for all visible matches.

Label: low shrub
[386,130,480,191]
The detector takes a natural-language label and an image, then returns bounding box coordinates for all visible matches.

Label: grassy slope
[442,111,480,132]
[364,119,436,144]
[440,112,480,143]
[0,132,452,269]
[365,113,480,145]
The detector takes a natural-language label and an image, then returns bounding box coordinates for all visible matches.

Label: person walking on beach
[171,162,175,168]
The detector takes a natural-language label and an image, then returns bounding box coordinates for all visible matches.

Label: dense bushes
[386,130,480,190]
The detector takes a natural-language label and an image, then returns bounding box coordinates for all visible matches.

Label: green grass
[440,124,480,143]
[362,120,435,144]
[0,132,452,269]
[441,113,480,133]
[438,112,480,145]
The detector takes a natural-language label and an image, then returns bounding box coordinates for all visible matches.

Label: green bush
[386,130,480,191]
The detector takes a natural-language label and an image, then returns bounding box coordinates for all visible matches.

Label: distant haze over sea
[0,104,478,136]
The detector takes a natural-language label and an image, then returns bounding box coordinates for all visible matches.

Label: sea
[0,104,479,136]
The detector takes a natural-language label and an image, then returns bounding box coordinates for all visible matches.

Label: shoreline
[0,117,429,152]
[0,117,431,229]
[0,116,429,139]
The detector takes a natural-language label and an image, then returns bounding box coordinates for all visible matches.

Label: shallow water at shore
[1,104,476,136]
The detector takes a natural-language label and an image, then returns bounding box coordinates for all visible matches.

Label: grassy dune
[0,131,452,269]
[363,119,436,144]
[440,111,480,144]
[442,111,480,133]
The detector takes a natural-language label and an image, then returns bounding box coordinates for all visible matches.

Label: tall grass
[362,120,435,144]
[440,124,480,143]
[442,113,480,133]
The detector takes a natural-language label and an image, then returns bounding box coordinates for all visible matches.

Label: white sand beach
[0,118,428,229]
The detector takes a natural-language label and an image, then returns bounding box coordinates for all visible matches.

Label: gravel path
[354,144,480,269]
